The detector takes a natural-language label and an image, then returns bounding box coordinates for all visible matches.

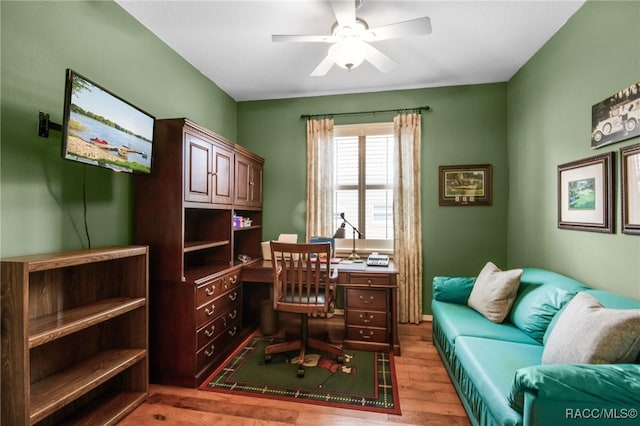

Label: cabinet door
[234,155,251,206]
[248,161,263,206]
[185,134,212,203]
[235,154,263,207]
[212,144,233,204]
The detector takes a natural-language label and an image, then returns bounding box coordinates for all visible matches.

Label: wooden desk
[241,260,400,355]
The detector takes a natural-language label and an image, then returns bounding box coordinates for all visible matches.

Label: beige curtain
[393,113,423,324]
[306,118,335,239]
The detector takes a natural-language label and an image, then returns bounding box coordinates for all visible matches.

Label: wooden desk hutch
[134,118,264,388]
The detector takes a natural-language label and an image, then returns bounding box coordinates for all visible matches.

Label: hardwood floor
[119,316,470,425]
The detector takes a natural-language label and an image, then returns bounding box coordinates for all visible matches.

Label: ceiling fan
[272,0,432,76]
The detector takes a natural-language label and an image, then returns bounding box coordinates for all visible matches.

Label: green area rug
[199,335,401,414]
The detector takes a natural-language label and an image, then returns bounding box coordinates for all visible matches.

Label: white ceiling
[116,0,586,102]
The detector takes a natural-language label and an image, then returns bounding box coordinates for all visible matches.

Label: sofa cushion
[433,276,475,304]
[509,363,640,414]
[432,300,540,347]
[509,271,589,344]
[468,262,523,323]
[455,336,543,426]
[543,292,640,364]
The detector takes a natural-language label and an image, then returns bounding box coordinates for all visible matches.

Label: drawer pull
[205,285,216,296]
[359,330,374,340]
[229,291,238,301]
[205,305,216,316]
[205,344,216,357]
[228,326,237,337]
[229,275,238,284]
[359,295,375,304]
[204,325,216,337]
[228,309,238,320]
[359,313,372,324]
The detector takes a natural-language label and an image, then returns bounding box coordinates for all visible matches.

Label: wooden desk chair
[264,241,344,377]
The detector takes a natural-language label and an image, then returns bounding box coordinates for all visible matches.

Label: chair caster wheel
[337,355,345,364]
[297,367,305,378]
[265,355,272,363]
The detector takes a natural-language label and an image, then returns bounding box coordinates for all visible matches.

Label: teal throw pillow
[509,283,575,343]
[433,276,475,305]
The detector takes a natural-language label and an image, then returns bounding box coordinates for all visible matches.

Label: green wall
[0,1,236,257]
[507,0,640,300]
[237,84,509,313]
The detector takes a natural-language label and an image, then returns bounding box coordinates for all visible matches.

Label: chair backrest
[270,241,335,315]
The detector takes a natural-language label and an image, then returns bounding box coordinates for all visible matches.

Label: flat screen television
[62,69,155,174]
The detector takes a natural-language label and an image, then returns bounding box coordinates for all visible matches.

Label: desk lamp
[333,212,363,262]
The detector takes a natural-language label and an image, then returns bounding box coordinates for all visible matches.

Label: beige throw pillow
[542,291,640,364]
[467,262,523,323]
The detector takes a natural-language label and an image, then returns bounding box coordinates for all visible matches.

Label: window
[333,122,394,242]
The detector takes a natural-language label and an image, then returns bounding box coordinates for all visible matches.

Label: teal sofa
[432,268,640,426]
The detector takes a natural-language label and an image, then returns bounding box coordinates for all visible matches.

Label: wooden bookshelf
[1,246,149,425]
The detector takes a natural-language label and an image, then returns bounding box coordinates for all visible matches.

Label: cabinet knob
[359,330,374,340]
[359,313,372,323]
[205,325,216,337]
[205,344,216,357]
[359,295,375,304]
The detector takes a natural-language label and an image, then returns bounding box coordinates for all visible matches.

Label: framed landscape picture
[621,143,640,235]
[438,164,492,206]
[591,81,640,149]
[557,152,614,233]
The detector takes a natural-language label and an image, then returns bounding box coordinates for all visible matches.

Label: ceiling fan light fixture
[329,38,366,71]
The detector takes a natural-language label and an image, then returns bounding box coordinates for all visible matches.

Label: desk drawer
[196,319,241,371]
[346,326,388,343]
[196,287,241,327]
[196,307,240,349]
[346,309,387,328]
[346,288,387,310]
[196,271,240,308]
[348,273,390,285]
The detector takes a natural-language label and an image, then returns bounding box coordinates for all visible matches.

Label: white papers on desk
[261,234,299,260]
[277,234,298,243]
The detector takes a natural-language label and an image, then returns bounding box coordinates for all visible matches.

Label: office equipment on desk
[309,236,342,263]
[366,253,390,267]
[333,212,364,262]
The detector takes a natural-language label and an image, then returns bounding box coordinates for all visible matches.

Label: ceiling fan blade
[310,55,335,77]
[330,0,356,27]
[367,17,432,41]
[272,34,335,43]
[361,42,397,73]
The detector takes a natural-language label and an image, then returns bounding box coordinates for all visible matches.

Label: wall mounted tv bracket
[38,111,62,138]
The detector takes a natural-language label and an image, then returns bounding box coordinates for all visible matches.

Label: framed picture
[621,142,640,235]
[438,164,492,206]
[557,152,614,233]
[591,81,640,149]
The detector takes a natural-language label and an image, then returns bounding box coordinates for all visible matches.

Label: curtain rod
[300,105,431,120]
